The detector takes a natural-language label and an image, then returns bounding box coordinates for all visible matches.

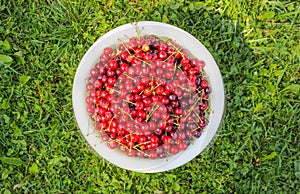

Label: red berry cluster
[85,35,211,159]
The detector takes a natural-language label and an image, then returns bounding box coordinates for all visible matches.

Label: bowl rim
[72,21,225,172]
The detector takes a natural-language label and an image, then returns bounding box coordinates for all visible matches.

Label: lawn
[0,0,299,193]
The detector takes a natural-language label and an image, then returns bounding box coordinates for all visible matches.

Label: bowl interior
[72,21,225,172]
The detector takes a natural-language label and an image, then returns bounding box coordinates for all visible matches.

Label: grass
[0,0,299,193]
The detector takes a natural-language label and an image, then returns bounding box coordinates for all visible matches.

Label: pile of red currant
[85,35,211,159]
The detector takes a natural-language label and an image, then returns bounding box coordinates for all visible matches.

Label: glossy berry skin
[155,86,164,95]
[103,47,113,55]
[158,51,167,59]
[100,54,109,63]
[119,63,128,72]
[120,51,129,60]
[107,77,116,86]
[200,80,208,88]
[162,135,172,144]
[108,60,118,70]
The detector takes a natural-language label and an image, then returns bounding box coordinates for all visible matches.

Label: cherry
[177,131,186,140]
[139,135,147,142]
[169,94,177,101]
[199,60,205,67]
[90,68,99,77]
[120,51,129,61]
[143,53,152,61]
[142,97,152,107]
[143,87,152,96]
[167,46,175,54]
[158,51,167,59]
[165,84,173,93]
[107,141,117,149]
[127,149,136,157]
[126,55,134,63]
[134,93,142,102]
[126,93,134,102]
[86,104,94,113]
[200,102,208,111]
[148,35,156,43]
[162,144,171,152]
[205,87,211,94]
[119,43,126,51]
[109,50,116,59]
[132,58,141,66]
[170,146,179,154]
[116,69,122,76]
[165,105,173,113]
[86,83,94,91]
[103,47,113,55]
[155,59,163,67]
[120,63,128,72]
[157,43,167,51]
[178,141,188,150]
[151,95,159,102]
[200,80,208,88]
[99,66,107,75]
[100,54,109,63]
[142,44,150,52]
[136,83,145,92]
[88,76,97,84]
[96,63,103,70]
[182,64,189,71]
[173,87,183,98]
[164,71,174,79]
[158,120,167,130]
[164,126,172,133]
[144,106,151,113]
[162,96,170,105]
[101,74,108,84]
[155,86,164,95]
[89,90,96,97]
[107,77,116,86]
[130,134,138,143]
[150,135,159,143]
[146,144,153,150]
[136,51,143,59]
[152,110,161,120]
[199,120,207,128]
[140,75,150,85]
[108,60,118,70]
[137,110,146,119]
[86,96,93,104]
[188,74,197,85]
[181,58,190,65]
[188,68,197,75]
[149,151,158,159]
[130,109,137,117]
[148,71,156,77]
[193,130,202,138]
[148,121,157,131]
[162,135,172,144]
[159,153,168,158]
[156,67,164,76]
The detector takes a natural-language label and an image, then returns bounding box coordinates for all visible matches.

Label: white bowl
[72,21,225,173]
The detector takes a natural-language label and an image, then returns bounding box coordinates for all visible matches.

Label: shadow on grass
[141,3,268,193]
[142,2,299,193]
